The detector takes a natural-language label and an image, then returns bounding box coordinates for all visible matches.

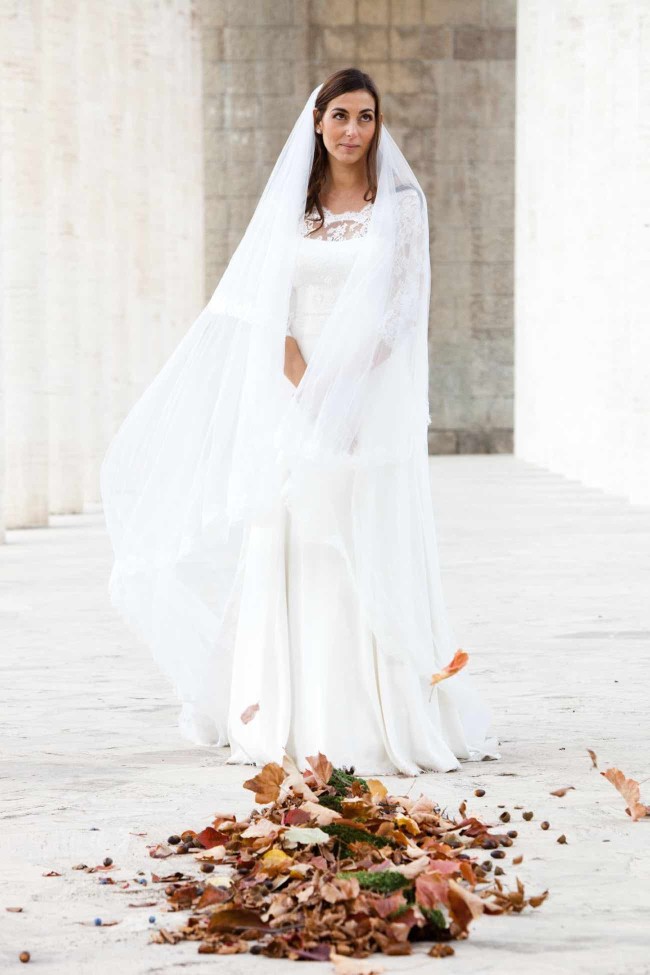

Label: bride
[100,67,501,776]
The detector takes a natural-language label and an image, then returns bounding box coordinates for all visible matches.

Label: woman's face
[314,89,380,164]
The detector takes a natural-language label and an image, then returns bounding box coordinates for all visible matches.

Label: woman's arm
[284,336,307,387]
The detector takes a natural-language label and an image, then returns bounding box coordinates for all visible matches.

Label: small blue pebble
[94,918,102,926]
[148,916,156,924]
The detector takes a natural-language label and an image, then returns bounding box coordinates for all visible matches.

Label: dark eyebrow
[330,106,375,114]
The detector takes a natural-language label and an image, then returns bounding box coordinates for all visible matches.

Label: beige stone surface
[1,455,649,972]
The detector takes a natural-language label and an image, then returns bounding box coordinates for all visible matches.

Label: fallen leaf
[587,748,598,768]
[194,827,228,850]
[447,877,484,934]
[550,786,575,797]
[240,817,280,839]
[600,767,650,821]
[305,751,334,787]
[242,763,287,804]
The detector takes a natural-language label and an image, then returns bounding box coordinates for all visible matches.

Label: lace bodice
[286,189,422,353]
[285,203,373,352]
[301,201,373,241]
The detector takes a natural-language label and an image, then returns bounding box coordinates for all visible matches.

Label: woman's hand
[284,336,307,387]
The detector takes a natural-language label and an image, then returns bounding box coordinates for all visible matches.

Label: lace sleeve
[372,187,425,367]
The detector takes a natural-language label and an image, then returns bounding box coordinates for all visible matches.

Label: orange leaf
[600,767,650,822]
[447,878,484,934]
[242,762,287,804]
[430,649,469,687]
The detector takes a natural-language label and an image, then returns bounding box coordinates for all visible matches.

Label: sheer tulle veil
[100,81,496,754]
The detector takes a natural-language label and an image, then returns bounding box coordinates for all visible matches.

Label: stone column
[0,0,49,528]
[515,0,650,505]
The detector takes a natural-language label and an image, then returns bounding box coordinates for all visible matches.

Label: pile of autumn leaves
[147,751,549,962]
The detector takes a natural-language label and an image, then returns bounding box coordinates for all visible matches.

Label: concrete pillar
[515,0,650,505]
[0,0,49,528]
[0,0,204,532]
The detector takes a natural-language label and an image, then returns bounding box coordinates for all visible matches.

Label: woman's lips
[341,143,360,149]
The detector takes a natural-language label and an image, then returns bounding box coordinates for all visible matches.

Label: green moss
[321,823,399,856]
[318,794,344,813]
[335,869,412,895]
[327,768,370,795]
[420,906,447,930]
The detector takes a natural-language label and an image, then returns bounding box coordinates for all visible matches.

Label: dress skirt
[225,446,498,777]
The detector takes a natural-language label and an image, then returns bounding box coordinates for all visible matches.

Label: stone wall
[515,0,650,505]
[201,0,517,454]
[0,0,204,535]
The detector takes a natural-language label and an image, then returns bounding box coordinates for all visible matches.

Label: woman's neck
[322,160,369,211]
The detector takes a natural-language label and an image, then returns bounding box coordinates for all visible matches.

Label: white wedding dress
[224,202,500,776]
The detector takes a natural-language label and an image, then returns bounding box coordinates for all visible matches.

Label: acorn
[481,837,499,850]
[490,850,506,859]
[541,821,550,830]
[474,788,485,797]
[494,866,504,876]
[181,830,196,843]
[168,835,181,845]
[499,811,511,823]
[19,952,30,964]
[557,834,567,844]
[480,860,492,871]
[501,836,514,847]
[103,857,113,867]
[522,811,534,821]
[507,829,518,838]
[200,863,215,873]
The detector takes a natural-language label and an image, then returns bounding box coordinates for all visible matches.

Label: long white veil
[100,82,496,757]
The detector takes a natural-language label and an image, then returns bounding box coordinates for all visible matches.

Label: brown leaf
[550,786,575,797]
[197,885,231,910]
[415,872,450,909]
[306,751,334,787]
[240,702,259,724]
[207,908,270,933]
[5,906,23,912]
[194,827,228,850]
[600,767,650,821]
[447,878,484,934]
[42,870,61,877]
[587,748,598,768]
[242,762,287,804]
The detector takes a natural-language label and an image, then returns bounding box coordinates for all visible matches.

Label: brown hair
[305,68,382,233]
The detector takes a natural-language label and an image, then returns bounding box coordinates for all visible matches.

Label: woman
[101,68,501,776]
